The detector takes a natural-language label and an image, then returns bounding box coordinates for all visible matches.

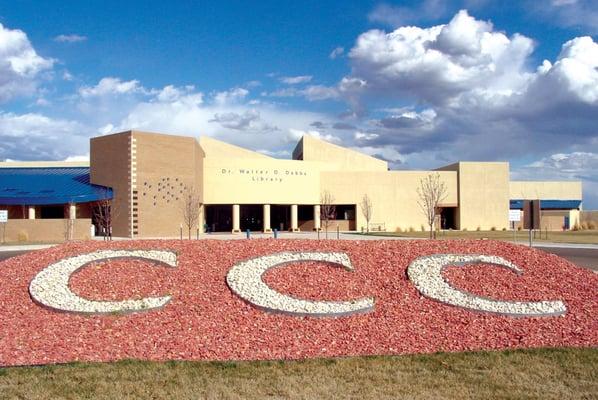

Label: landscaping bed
[0,239,596,367]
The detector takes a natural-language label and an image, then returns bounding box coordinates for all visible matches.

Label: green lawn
[1,348,596,399]
[356,230,598,244]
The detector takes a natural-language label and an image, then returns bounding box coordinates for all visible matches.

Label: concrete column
[263,204,271,232]
[28,206,35,220]
[290,204,299,232]
[313,205,321,231]
[199,205,206,233]
[232,204,240,233]
[69,204,77,220]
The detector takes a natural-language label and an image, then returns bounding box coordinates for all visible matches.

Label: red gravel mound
[0,239,596,367]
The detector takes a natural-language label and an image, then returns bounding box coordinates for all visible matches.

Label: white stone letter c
[226,252,375,317]
[29,250,177,314]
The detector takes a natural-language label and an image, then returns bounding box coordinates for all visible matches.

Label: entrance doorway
[240,205,262,232]
[440,207,457,230]
[271,205,290,231]
[205,205,232,232]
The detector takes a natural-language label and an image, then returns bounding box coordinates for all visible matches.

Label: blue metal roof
[510,199,582,210]
[0,167,113,205]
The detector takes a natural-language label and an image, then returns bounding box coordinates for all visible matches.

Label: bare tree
[360,194,373,233]
[417,173,447,239]
[320,190,336,239]
[92,198,114,241]
[180,187,202,239]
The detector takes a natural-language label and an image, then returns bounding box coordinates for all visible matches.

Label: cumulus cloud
[350,10,535,105]
[340,9,598,170]
[280,75,312,85]
[0,112,86,160]
[54,34,87,43]
[0,23,54,102]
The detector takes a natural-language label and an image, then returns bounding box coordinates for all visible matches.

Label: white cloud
[0,23,54,102]
[286,128,341,144]
[350,10,535,105]
[213,87,249,105]
[0,112,86,160]
[79,77,144,97]
[280,75,312,85]
[63,154,89,162]
[354,132,379,141]
[54,34,87,43]
[209,109,275,131]
[265,84,340,101]
[329,47,344,59]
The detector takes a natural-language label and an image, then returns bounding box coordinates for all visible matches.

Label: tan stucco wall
[0,219,92,243]
[439,162,510,230]
[90,131,132,237]
[509,181,582,201]
[320,170,458,232]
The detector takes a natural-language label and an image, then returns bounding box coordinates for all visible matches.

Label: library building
[0,130,583,242]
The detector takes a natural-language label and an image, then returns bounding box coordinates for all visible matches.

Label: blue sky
[1,0,597,206]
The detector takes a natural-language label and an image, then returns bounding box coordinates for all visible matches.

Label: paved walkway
[2,234,596,271]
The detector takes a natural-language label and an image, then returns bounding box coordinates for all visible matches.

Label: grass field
[356,230,598,244]
[1,348,596,399]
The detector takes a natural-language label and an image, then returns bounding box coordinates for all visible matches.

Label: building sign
[509,210,521,222]
[220,168,308,183]
[0,210,7,223]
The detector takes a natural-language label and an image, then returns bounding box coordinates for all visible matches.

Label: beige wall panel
[202,158,323,205]
[199,136,271,159]
[509,181,582,200]
[320,170,458,232]
[133,132,202,238]
[1,219,91,243]
[90,131,131,237]
[440,162,510,230]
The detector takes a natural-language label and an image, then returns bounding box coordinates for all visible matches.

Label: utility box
[523,200,541,230]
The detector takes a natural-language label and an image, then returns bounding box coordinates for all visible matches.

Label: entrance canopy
[0,167,113,205]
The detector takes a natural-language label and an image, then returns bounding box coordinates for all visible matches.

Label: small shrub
[408,226,415,233]
[588,221,597,230]
[502,227,507,231]
[517,226,522,231]
[462,227,467,231]
[476,226,481,231]
[420,225,425,232]
[490,226,497,231]
[17,231,28,242]
[580,222,589,230]
[395,226,403,233]
[571,224,580,231]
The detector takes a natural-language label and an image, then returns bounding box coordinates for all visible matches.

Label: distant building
[0,130,583,242]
